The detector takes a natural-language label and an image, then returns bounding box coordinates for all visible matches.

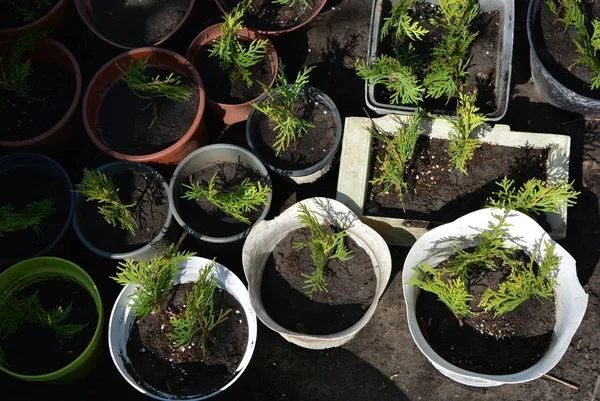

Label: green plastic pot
[0,257,104,382]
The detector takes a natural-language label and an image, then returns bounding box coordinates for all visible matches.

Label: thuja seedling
[380,0,429,42]
[118,57,193,129]
[486,177,579,216]
[6,0,51,23]
[181,173,270,225]
[252,61,315,155]
[293,203,353,298]
[0,199,55,237]
[273,0,312,9]
[0,31,46,99]
[209,0,269,87]
[75,169,137,234]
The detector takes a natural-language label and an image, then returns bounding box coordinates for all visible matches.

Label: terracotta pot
[74,0,196,50]
[186,23,278,125]
[0,0,77,38]
[214,0,327,36]
[0,37,82,153]
[82,47,207,164]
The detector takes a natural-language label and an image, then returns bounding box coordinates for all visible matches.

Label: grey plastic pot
[527,0,600,116]
[72,162,177,261]
[246,85,343,184]
[169,144,273,244]
[0,153,74,265]
[365,0,514,120]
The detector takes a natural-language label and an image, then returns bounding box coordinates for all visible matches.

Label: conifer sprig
[6,0,51,23]
[182,173,270,225]
[273,0,311,9]
[0,199,55,238]
[252,62,315,155]
[293,204,353,298]
[380,0,429,42]
[0,31,45,99]
[75,169,137,234]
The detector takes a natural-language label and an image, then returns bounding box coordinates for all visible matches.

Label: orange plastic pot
[0,37,82,152]
[82,47,207,164]
[0,0,77,38]
[74,0,196,50]
[186,23,278,125]
[213,0,327,36]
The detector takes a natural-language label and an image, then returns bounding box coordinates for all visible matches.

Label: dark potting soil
[0,278,97,375]
[415,249,555,374]
[90,0,191,48]
[0,63,75,142]
[77,169,169,254]
[252,93,338,170]
[366,136,548,223]
[126,283,248,397]
[222,0,323,31]
[538,1,600,99]
[193,43,274,104]
[177,161,268,238]
[375,4,501,114]
[98,67,198,155]
[261,226,376,335]
[0,0,59,29]
[0,166,70,261]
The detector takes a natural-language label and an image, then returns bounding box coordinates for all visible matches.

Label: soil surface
[77,169,169,254]
[252,90,338,170]
[261,225,376,334]
[0,278,97,375]
[0,0,59,29]
[538,1,600,99]
[0,166,70,261]
[98,67,198,155]
[366,136,548,222]
[177,161,268,238]
[221,0,323,32]
[126,283,248,397]
[193,42,274,104]
[90,0,191,48]
[0,63,75,142]
[375,4,501,114]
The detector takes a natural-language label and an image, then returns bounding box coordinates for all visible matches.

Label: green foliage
[112,246,196,319]
[167,260,231,350]
[272,0,311,9]
[75,169,137,234]
[7,0,51,23]
[182,173,270,225]
[209,0,269,87]
[355,50,425,105]
[0,293,87,339]
[485,177,579,216]
[0,199,55,238]
[371,110,424,205]
[252,62,315,155]
[446,91,487,174]
[381,0,429,42]
[479,243,559,316]
[0,31,45,99]
[293,204,353,298]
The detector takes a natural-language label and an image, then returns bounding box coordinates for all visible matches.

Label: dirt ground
[3,0,600,400]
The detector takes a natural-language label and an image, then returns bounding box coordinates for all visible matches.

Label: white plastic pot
[403,208,588,387]
[108,257,257,400]
[242,197,392,349]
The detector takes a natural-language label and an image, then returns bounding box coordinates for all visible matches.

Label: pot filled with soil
[0,153,74,265]
[0,0,75,38]
[358,0,514,120]
[0,34,82,152]
[186,12,278,125]
[214,0,327,35]
[246,64,343,184]
[169,144,273,244]
[527,0,600,116]
[74,0,195,49]
[109,252,257,400]
[403,208,588,386]
[72,162,177,261]
[242,197,391,349]
[0,256,104,382]
[82,47,207,164]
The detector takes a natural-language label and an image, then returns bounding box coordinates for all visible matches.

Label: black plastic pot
[527,0,600,116]
[246,85,343,184]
